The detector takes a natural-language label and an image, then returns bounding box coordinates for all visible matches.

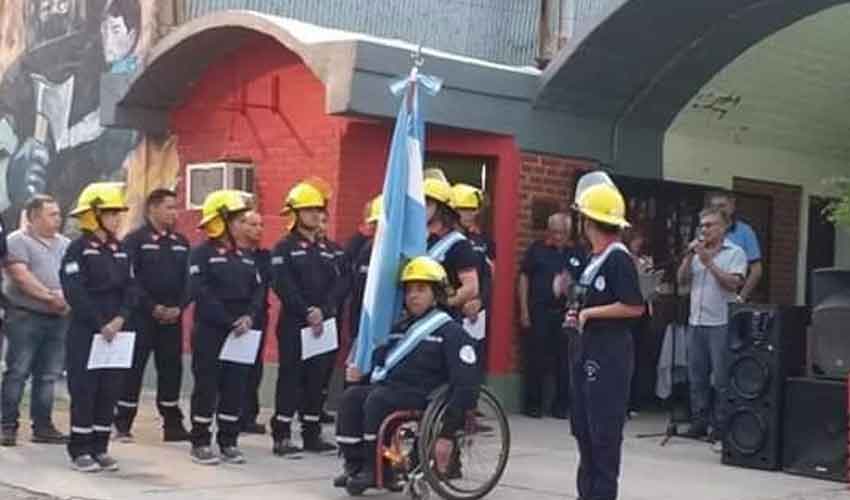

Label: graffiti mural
[0,0,174,230]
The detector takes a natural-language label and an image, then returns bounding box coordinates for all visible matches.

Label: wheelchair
[347,385,510,500]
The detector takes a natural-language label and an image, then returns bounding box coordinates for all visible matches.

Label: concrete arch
[537,0,850,177]
[102,10,358,135]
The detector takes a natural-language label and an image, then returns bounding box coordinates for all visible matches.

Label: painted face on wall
[25,0,78,48]
[100,14,136,64]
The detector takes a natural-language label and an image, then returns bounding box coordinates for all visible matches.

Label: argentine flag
[352,67,443,373]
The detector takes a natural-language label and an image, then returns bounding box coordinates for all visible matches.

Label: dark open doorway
[806,196,837,305]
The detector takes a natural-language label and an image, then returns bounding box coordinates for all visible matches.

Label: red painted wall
[170,34,346,362]
[167,34,521,375]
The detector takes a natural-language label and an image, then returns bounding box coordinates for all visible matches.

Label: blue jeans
[1,308,68,429]
[686,324,728,434]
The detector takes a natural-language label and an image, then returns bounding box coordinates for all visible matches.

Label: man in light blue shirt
[707,191,763,303]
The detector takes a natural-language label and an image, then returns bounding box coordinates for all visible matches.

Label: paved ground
[0,390,846,500]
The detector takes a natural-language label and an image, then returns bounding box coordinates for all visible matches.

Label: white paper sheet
[463,311,487,341]
[219,329,263,365]
[301,319,339,360]
[87,332,136,370]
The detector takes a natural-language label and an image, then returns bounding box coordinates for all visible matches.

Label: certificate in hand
[219,329,263,365]
[463,311,487,341]
[87,332,136,370]
[300,319,338,361]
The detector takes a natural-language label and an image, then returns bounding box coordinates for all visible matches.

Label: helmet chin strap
[93,208,117,244]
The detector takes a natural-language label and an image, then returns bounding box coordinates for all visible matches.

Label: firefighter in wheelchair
[335,256,506,498]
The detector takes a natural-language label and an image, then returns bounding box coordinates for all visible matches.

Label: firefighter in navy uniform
[270,180,346,455]
[449,184,494,351]
[423,178,479,320]
[187,190,266,466]
[60,182,134,473]
[346,195,381,350]
[316,211,350,424]
[566,173,645,500]
[238,210,271,435]
[114,189,191,443]
[334,256,481,494]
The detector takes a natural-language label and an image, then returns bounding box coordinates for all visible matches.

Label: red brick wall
[170,34,346,248]
[733,177,801,305]
[517,154,595,264]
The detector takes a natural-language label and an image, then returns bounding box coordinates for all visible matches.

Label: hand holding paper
[88,331,135,370]
[301,318,338,360]
[219,329,263,364]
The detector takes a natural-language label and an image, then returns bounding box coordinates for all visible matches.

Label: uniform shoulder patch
[594,275,606,292]
[64,262,80,275]
[459,345,477,365]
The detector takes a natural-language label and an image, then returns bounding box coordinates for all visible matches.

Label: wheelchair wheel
[417,386,510,500]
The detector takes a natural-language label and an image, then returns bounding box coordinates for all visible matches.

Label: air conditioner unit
[186,162,255,209]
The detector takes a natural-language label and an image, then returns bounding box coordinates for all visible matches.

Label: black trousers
[524,305,570,414]
[114,317,184,432]
[242,327,268,426]
[335,385,427,465]
[66,324,123,459]
[570,329,633,500]
[271,320,334,440]
[189,322,250,447]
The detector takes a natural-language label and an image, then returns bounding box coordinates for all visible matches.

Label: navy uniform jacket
[522,240,587,310]
[374,308,482,432]
[348,237,373,339]
[60,233,135,330]
[427,233,479,293]
[188,241,266,331]
[271,231,349,328]
[581,249,643,334]
[324,237,351,318]
[467,231,495,308]
[123,223,190,316]
[250,247,272,332]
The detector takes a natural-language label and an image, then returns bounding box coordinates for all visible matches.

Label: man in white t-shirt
[677,207,747,443]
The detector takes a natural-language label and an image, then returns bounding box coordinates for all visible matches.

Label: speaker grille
[727,409,768,456]
[730,356,771,400]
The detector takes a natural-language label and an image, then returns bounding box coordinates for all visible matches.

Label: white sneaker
[72,454,101,473]
[711,440,723,454]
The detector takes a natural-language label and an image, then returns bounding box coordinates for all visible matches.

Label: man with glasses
[705,191,762,303]
[677,207,747,446]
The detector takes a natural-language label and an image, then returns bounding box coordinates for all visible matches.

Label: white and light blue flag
[352,67,443,373]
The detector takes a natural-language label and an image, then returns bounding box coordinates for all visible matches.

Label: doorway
[806,196,837,304]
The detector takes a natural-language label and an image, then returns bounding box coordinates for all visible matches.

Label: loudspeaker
[722,304,809,471]
[782,377,848,482]
[811,269,850,380]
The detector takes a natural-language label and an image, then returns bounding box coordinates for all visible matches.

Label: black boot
[163,421,191,442]
[345,461,376,495]
[345,441,377,495]
[303,433,336,453]
[333,460,361,488]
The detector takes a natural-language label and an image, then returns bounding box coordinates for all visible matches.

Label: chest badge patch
[459,345,477,365]
[584,360,601,382]
[594,276,606,292]
[570,257,581,267]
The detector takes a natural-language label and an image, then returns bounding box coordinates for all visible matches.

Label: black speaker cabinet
[811,268,850,380]
[722,304,810,471]
[782,377,848,482]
